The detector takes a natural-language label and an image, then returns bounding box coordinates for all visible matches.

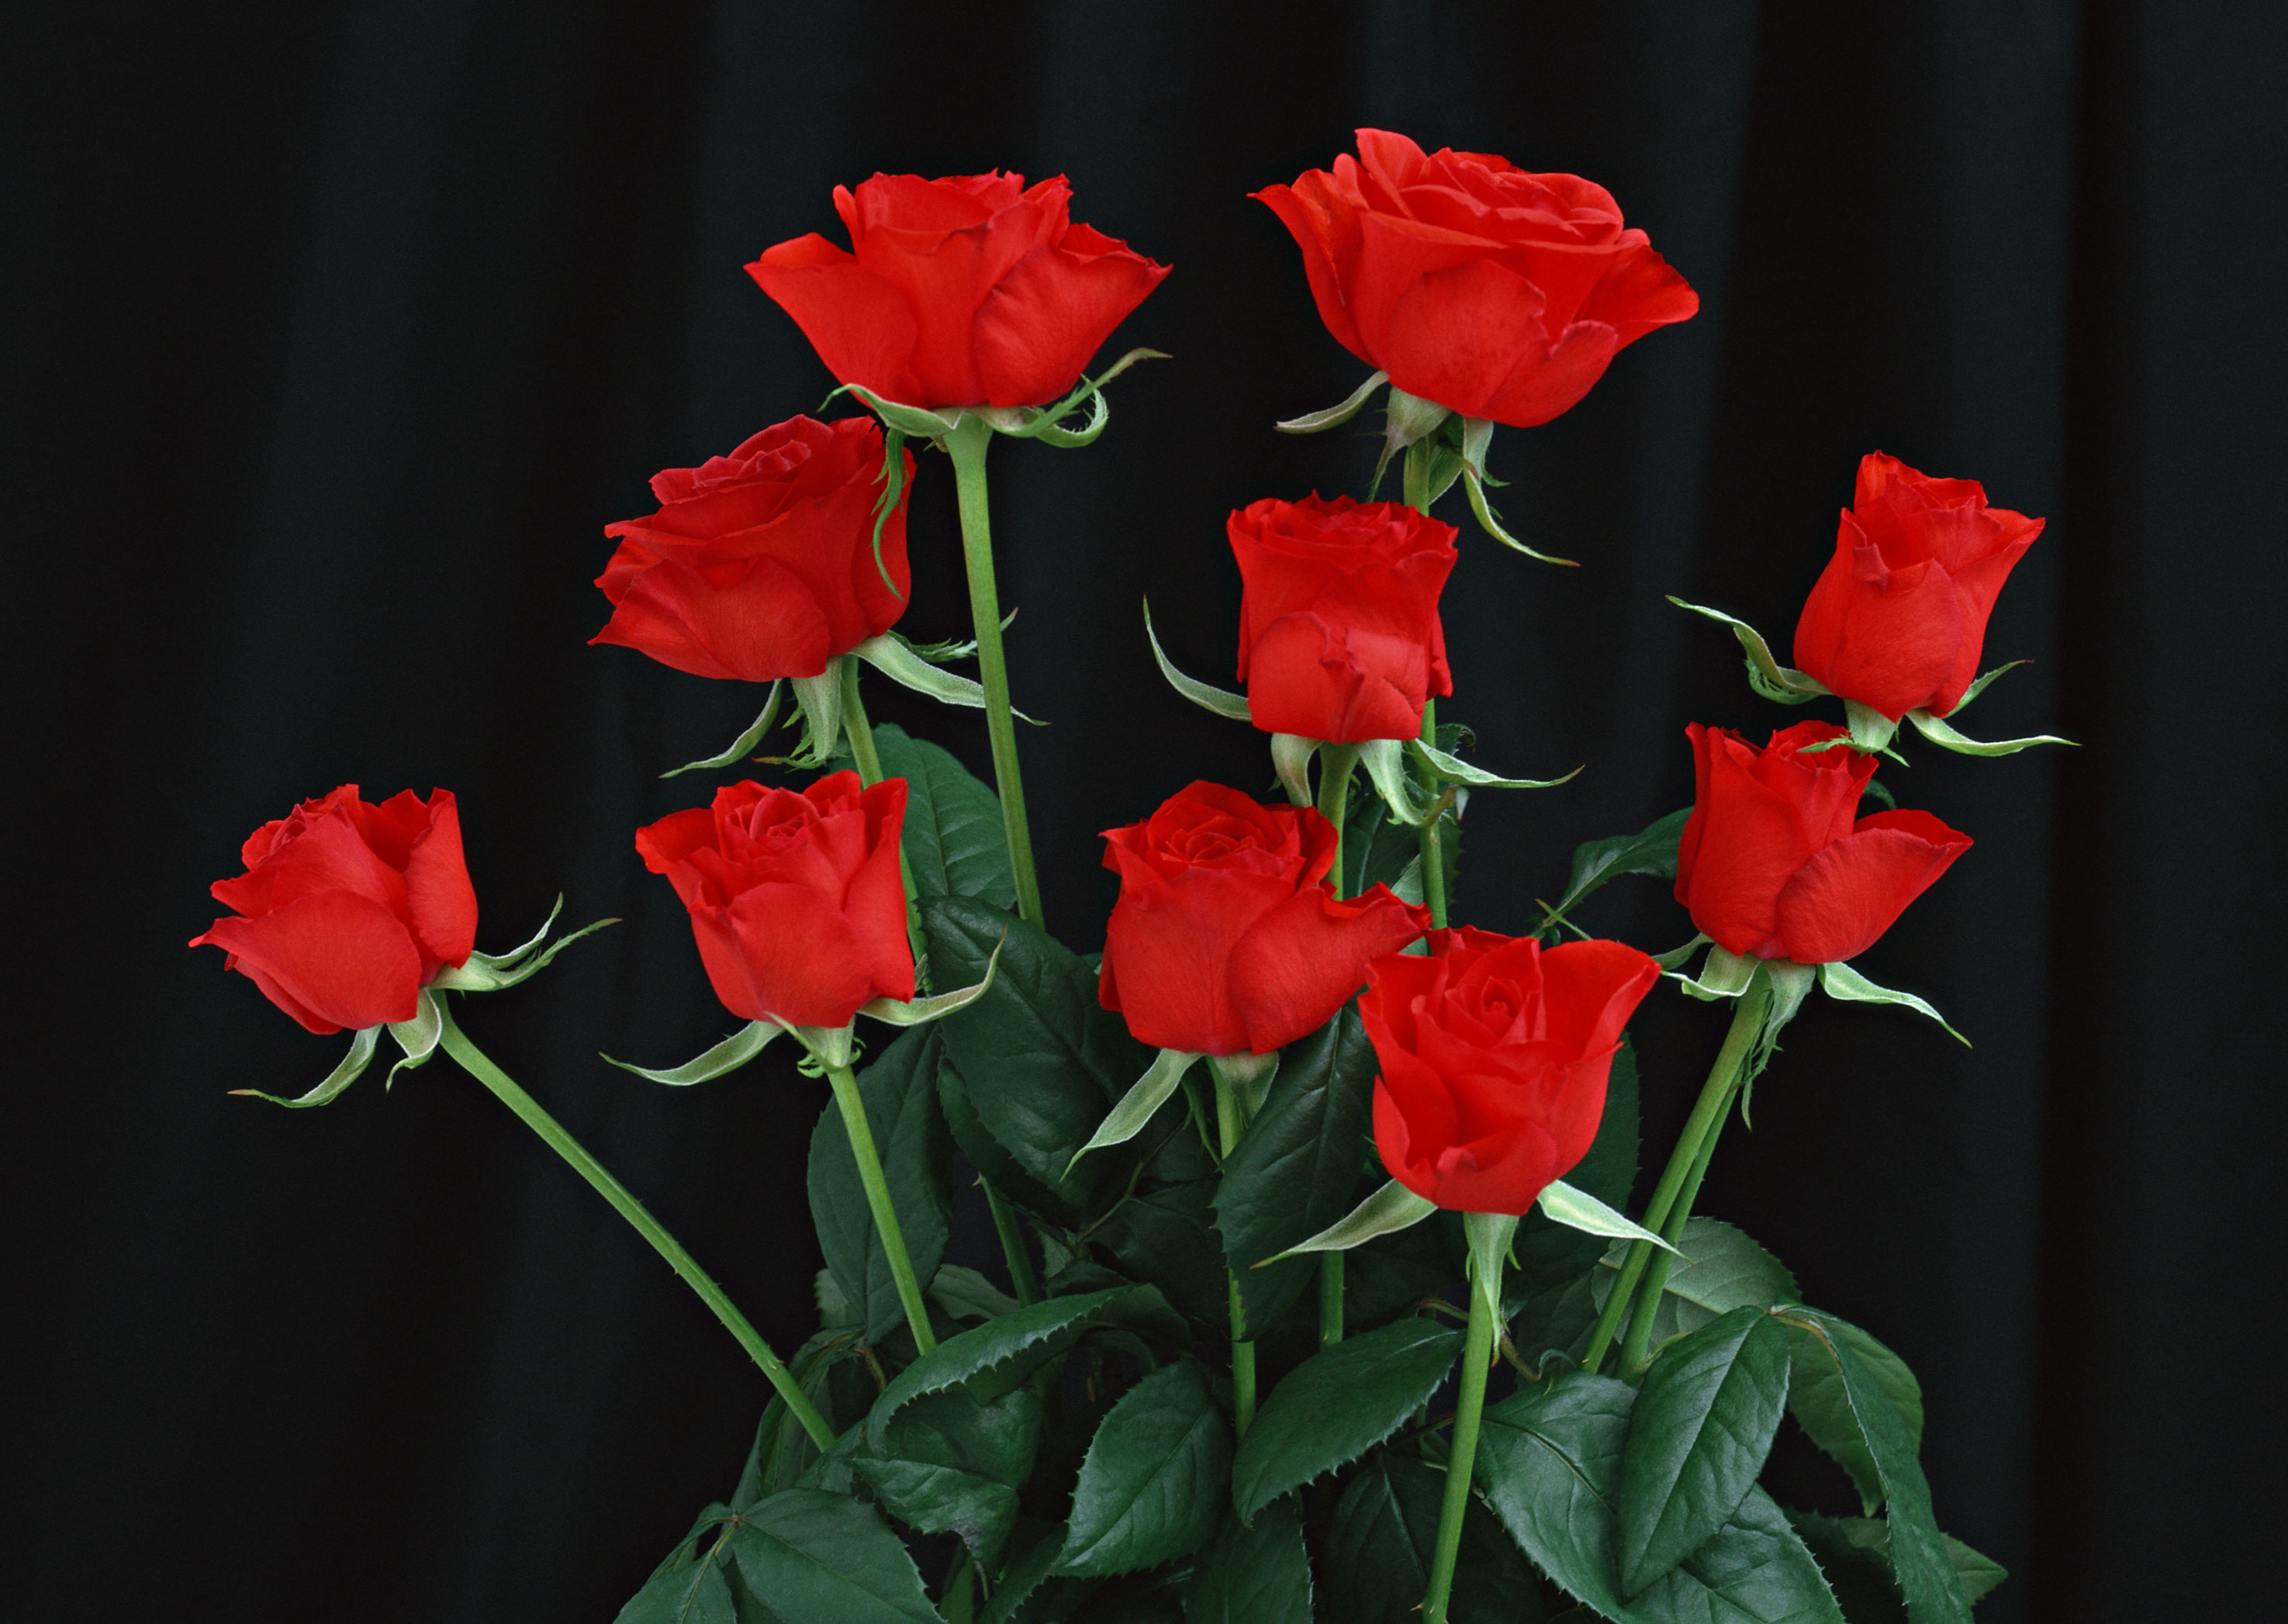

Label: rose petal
[1773,812,1972,965]
[746,237,925,403]
[195,890,423,1032]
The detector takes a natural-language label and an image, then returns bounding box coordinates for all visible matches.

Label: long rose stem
[1213,1068,1257,1436]
[839,654,926,971]
[435,1004,834,1450]
[941,416,1045,931]
[1423,1215,1507,1624]
[1315,744,1360,1348]
[825,1059,938,1354]
[1401,444,1450,928]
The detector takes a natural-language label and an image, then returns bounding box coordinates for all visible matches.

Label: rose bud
[592,414,912,685]
[1098,783,1429,1057]
[1675,722,1973,965]
[636,772,912,1030]
[191,786,478,1034]
[1229,494,1459,743]
[1253,129,1697,428]
[748,171,1170,410]
[1792,451,2045,721]
[1364,928,1657,1214]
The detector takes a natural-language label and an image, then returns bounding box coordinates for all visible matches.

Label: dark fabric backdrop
[9,2,2283,1618]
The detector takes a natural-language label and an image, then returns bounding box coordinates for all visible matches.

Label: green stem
[1214,1071,1256,1436]
[982,1178,1039,1307]
[1414,701,1448,927]
[1423,1243,1500,1624]
[942,416,1044,931]
[436,1005,834,1450]
[1316,743,1359,899]
[826,1061,938,1354]
[1319,1253,1345,1349]
[841,654,927,973]
[1581,982,1772,1374]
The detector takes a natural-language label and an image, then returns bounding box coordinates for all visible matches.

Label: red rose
[1229,494,1458,743]
[747,171,1170,409]
[191,786,478,1035]
[592,414,911,684]
[1792,451,2044,720]
[1364,928,1657,1214]
[1098,783,1429,1056]
[635,772,912,1029]
[1675,722,1972,965]
[1253,129,1697,427]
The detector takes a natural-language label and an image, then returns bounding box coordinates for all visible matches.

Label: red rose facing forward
[1792,452,2044,721]
[192,786,478,1035]
[1099,783,1429,1056]
[748,171,1170,409]
[637,772,913,1030]
[1230,495,1458,743]
[1676,722,1973,965]
[593,414,911,684]
[1254,129,1697,427]
[1365,928,1658,1215]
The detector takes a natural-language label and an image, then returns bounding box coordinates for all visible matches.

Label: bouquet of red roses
[197,131,2061,1622]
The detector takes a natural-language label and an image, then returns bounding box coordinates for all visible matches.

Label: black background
[9,2,2283,1619]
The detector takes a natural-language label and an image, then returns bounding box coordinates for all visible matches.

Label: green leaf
[604,1020,783,1087]
[1215,1007,1377,1329]
[855,1388,1042,1568]
[1944,1536,2008,1605]
[1667,596,1830,704]
[922,896,1155,1207]
[1183,1497,1312,1622]
[929,1264,1019,1326]
[1260,1177,1436,1263]
[1595,1218,1800,1345]
[1069,1047,1201,1173]
[1548,809,1693,932]
[1616,1308,1792,1595]
[935,1046,1084,1227]
[863,724,1018,911]
[1142,598,1250,722]
[725,1489,942,1623]
[1818,962,1969,1046]
[808,1027,952,1343]
[614,1505,741,1624]
[231,1025,378,1107]
[1785,1513,2009,1618]
[870,1287,1134,1447]
[1779,1310,1966,1624]
[1324,1453,1533,1624]
[1904,707,2073,757]
[662,683,783,779]
[1782,1314,1924,1517]
[1055,1360,1231,1577]
[1274,368,1388,434]
[852,1458,1017,1570]
[1478,1370,1841,1623]
[1093,1177,1232,1328]
[1539,1179,1685,1256]
[980,1524,1068,1624]
[1230,1315,1464,1519]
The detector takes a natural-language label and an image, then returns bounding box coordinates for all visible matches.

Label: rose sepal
[604,1019,785,1087]
[1464,1210,1521,1322]
[856,932,1004,1028]
[826,382,967,440]
[428,897,620,993]
[660,683,784,779]
[1274,369,1389,434]
[383,987,444,1085]
[230,1025,382,1109]
[1906,706,2075,758]
[851,634,1037,720]
[1270,734,1319,807]
[1820,960,1971,1046]
[1410,735,1580,793]
[1142,598,1250,721]
[784,669,845,766]
[1359,737,1435,825]
[1260,1177,1436,1264]
[1457,417,1578,566]
[1536,1180,1686,1256]
[971,346,1168,447]
[1668,596,1830,705]
[1382,384,1453,461]
[1065,1046,1204,1175]
[1670,944,1816,1028]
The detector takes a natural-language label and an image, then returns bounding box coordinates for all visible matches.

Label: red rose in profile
[593,414,911,684]
[191,786,479,1035]
[1229,494,1458,743]
[1792,452,2044,720]
[1365,928,1657,1214]
[1253,129,1697,427]
[636,772,912,1030]
[1098,783,1429,1057]
[1675,722,1972,965]
[748,171,1170,409]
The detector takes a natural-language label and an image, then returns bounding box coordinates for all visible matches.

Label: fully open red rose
[1098,783,1429,1056]
[1230,494,1457,743]
[636,772,911,1029]
[1792,451,2044,720]
[748,171,1170,410]
[593,415,911,684]
[1253,129,1697,427]
[192,786,478,1035]
[1676,722,1972,965]
[1365,928,1657,1214]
